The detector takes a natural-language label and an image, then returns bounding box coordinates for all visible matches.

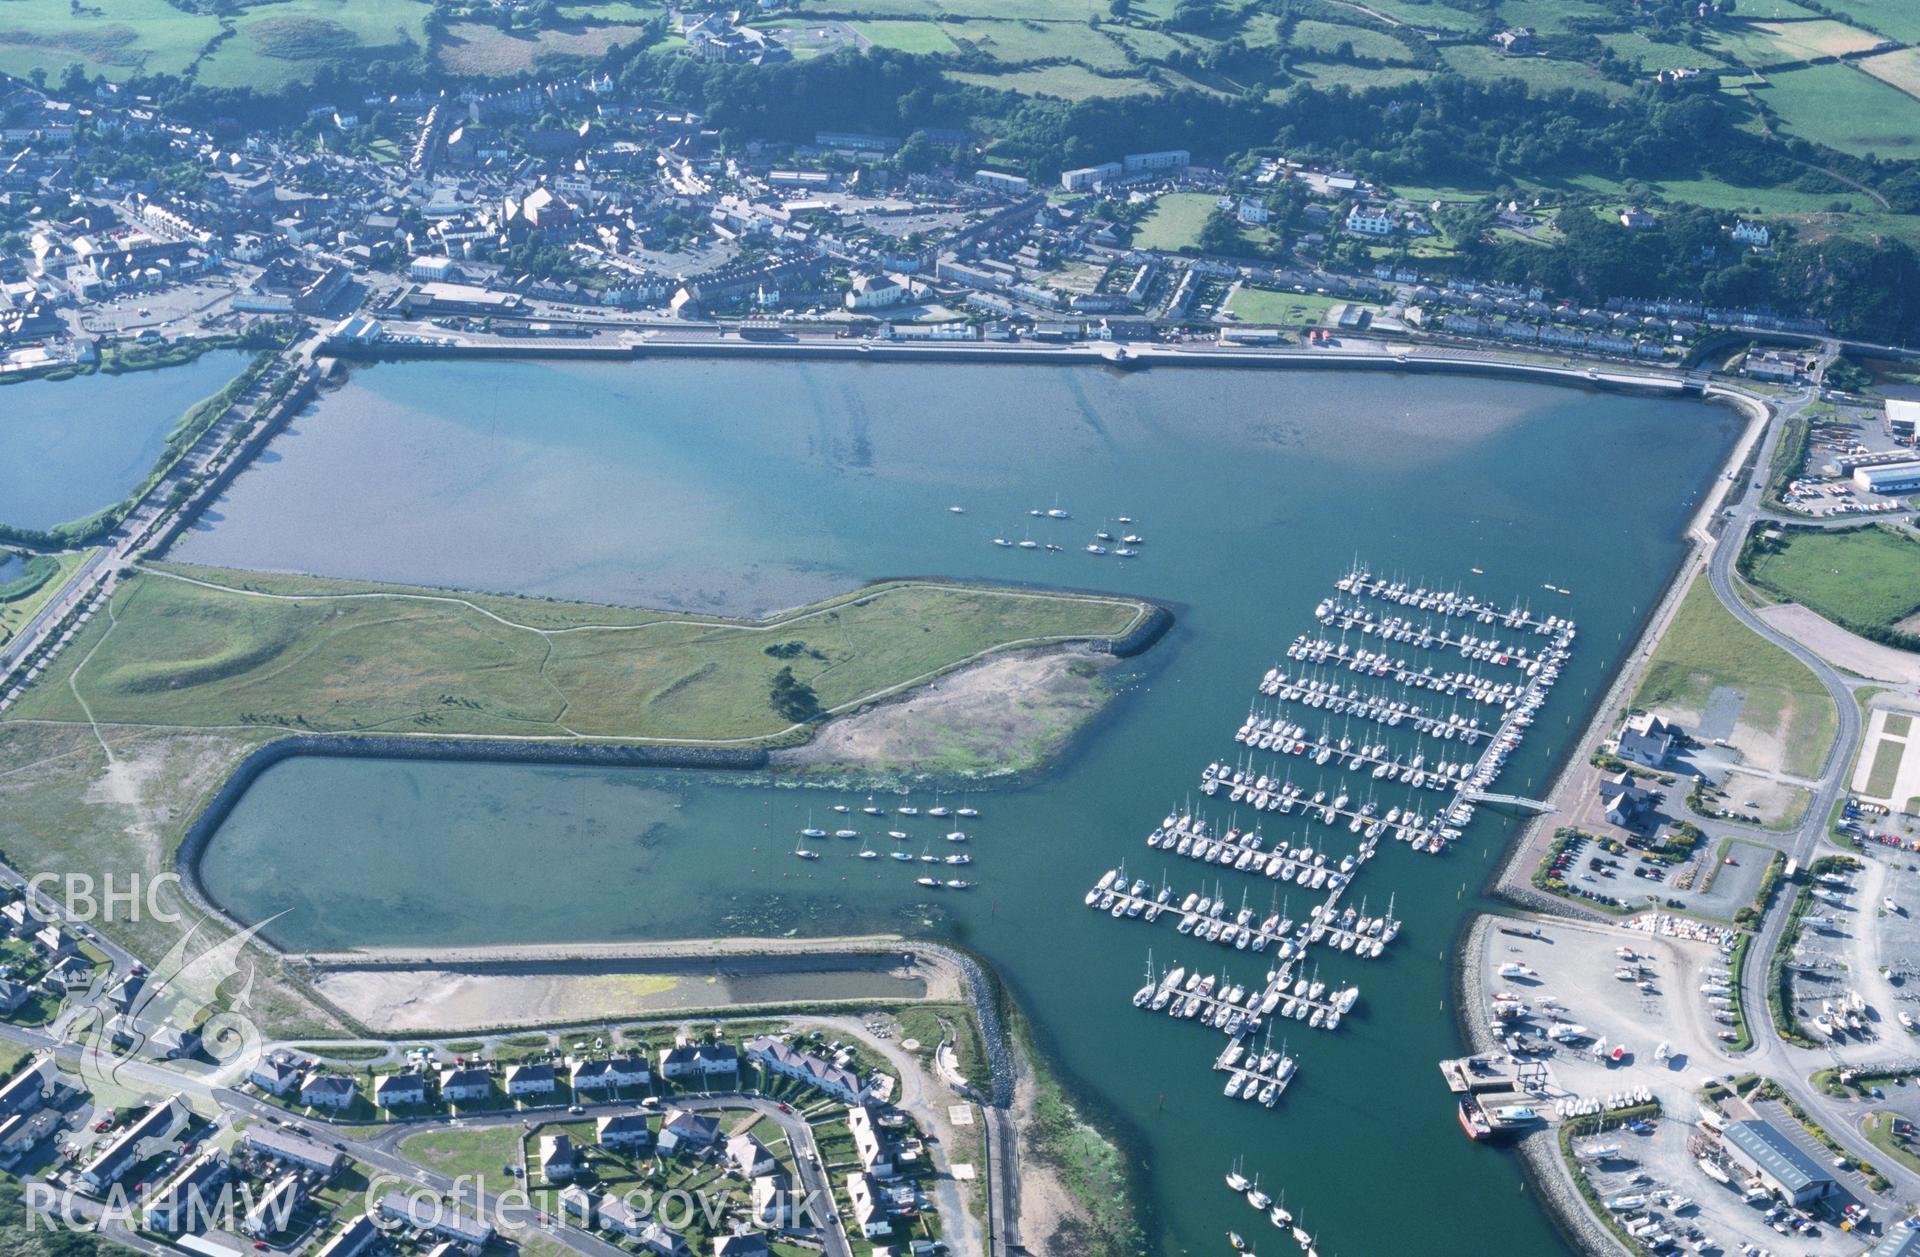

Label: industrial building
[1853,460,1920,495]
[1721,1119,1838,1206]
[1884,397,1919,443]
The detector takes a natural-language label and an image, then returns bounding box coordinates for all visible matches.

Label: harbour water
[0,352,252,530]
[189,358,1741,1255]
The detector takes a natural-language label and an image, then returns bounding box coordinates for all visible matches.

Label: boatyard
[1455,912,1897,1256]
[1081,566,1576,1110]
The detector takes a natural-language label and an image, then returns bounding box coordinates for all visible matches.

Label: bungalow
[726,1133,776,1179]
[745,1036,873,1104]
[596,1191,649,1237]
[33,924,78,959]
[377,1190,494,1247]
[657,1042,738,1083]
[504,1062,557,1098]
[0,899,31,934]
[240,1173,305,1239]
[141,1148,230,1234]
[8,976,52,1011]
[570,1056,650,1093]
[597,1111,653,1150]
[312,1214,380,1257]
[1618,712,1677,769]
[243,1125,343,1176]
[849,1105,894,1178]
[847,1171,888,1239]
[301,1073,358,1111]
[375,1072,429,1109]
[248,1055,303,1097]
[0,1056,51,1118]
[539,1133,577,1182]
[0,1109,61,1161]
[557,1184,593,1226]
[749,1172,790,1229]
[712,1234,770,1257]
[439,1066,494,1103]
[656,1108,719,1156]
[81,1095,186,1190]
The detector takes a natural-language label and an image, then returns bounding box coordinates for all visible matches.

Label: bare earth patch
[1758,603,1920,685]
[436,20,654,75]
[775,647,1119,778]
[306,948,951,1034]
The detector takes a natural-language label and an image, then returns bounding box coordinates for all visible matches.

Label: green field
[949,64,1157,100]
[1743,525,1920,639]
[1287,19,1413,64]
[1440,44,1629,97]
[1863,736,1906,798]
[0,0,220,81]
[1826,0,1920,43]
[193,0,430,91]
[1223,287,1346,327]
[4,563,1150,744]
[1751,62,1920,159]
[1132,192,1221,252]
[848,18,960,54]
[1632,572,1837,778]
[397,1126,524,1182]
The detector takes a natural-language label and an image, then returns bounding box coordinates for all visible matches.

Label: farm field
[1754,17,1883,59]
[1439,45,1628,97]
[846,18,959,55]
[4,563,1150,744]
[1597,31,1729,73]
[193,0,430,91]
[1825,0,1920,43]
[1632,572,1837,779]
[0,0,221,82]
[1284,61,1427,91]
[1132,192,1220,252]
[1743,525,1920,639]
[949,64,1156,100]
[1858,47,1920,100]
[1287,19,1414,63]
[1750,62,1920,158]
[1345,0,1484,33]
[436,19,656,75]
[941,18,1132,70]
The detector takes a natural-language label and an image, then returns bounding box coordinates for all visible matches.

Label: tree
[769,668,821,722]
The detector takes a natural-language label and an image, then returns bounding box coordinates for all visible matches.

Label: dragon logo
[70,912,286,1115]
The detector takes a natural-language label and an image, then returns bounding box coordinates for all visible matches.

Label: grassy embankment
[4,562,1151,743]
[1742,524,1920,651]
[1631,571,1837,780]
[0,549,92,646]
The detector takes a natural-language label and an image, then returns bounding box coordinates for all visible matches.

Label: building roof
[1725,1119,1835,1195]
[243,1124,344,1172]
[1872,1228,1920,1257]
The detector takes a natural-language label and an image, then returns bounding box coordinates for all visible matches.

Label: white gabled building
[1345,203,1395,236]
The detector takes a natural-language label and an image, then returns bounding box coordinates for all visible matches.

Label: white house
[1617,712,1677,768]
[300,1074,357,1111]
[439,1066,494,1103]
[726,1133,776,1179]
[745,1036,873,1104]
[1345,203,1394,236]
[597,1111,652,1150]
[656,1042,737,1082]
[249,1055,302,1097]
[846,273,909,311]
[849,1105,894,1178]
[539,1133,577,1182]
[505,1063,557,1097]
[846,1171,889,1239]
[570,1056,650,1093]
[1731,220,1770,247]
[374,1072,429,1109]
[749,1173,790,1228]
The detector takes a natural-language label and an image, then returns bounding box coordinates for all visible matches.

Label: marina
[182,358,1733,1256]
[1083,565,1576,1112]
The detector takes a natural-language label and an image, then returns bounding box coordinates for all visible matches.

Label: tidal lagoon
[190,357,1741,1255]
[1,351,251,530]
